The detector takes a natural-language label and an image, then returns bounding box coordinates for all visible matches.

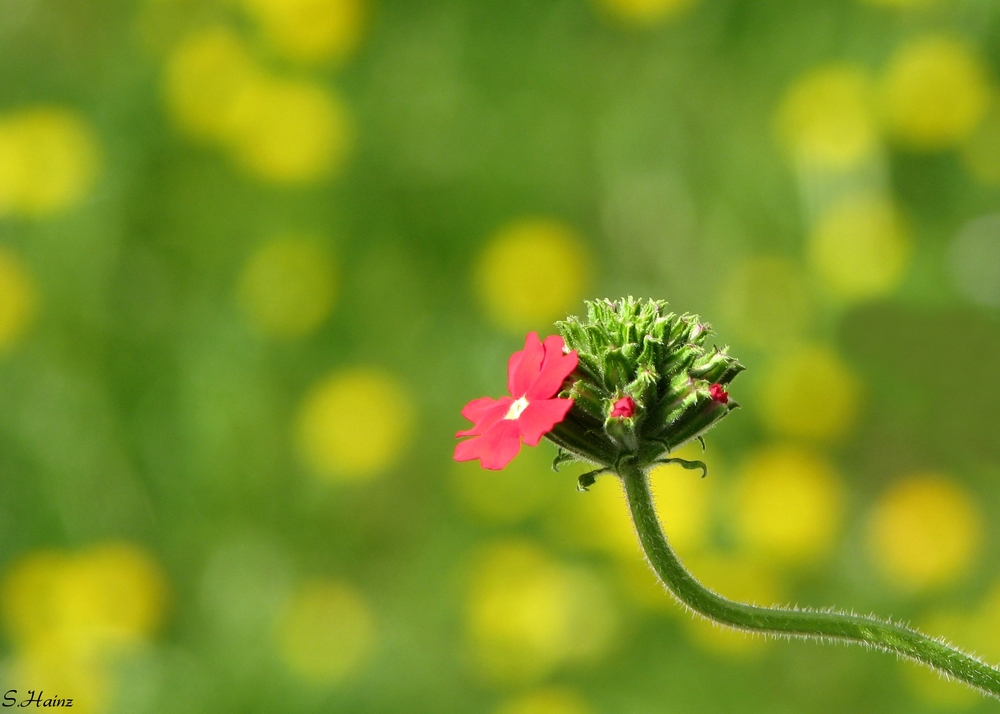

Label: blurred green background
[2,0,1000,712]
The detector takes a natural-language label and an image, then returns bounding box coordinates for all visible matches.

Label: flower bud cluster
[547,297,743,470]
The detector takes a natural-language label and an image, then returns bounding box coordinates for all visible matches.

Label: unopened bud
[610,396,636,418]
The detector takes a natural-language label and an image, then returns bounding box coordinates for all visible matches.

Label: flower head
[548,298,744,469]
[454,332,577,470]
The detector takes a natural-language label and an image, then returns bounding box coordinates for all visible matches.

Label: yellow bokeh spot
[0,107,100,217]
[649,444,715,557]
[164,28,352,183]
[867,474,982,591]
[1,543,167,655]
[733,446,844,565]
[2,551,70,649]
[0,249,37,352]
[0,546,165,712]
[547,443,713,564]
[164,27,261,142]
[450,443,559,525]
[465,540,617,685]
[496,687,592,714]
[62,544,168,646]
[227,76,353,183]
[9,652,110,714]
[718,256,814,349]
[556,474,638,560]
[880,35,990,151]
[961,103,1000,186]
[474,219,590,334]
[241,0,367,64]
[682,553,782,656]
[275,579,376,684]
[541,447,715,614]
[777,64,878,170]
[237,235,337,339]
[808,194,910,302]
[592,0,698,26]
[759,345,862,442]
[296,368,414,481]
[967,579,1000,663]
[613,443,716,611]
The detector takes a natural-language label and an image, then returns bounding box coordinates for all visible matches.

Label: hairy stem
[618,461,1000,699]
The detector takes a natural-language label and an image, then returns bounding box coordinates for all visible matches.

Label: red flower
[454,332,578,470]
[709,383,729,404]
[610,396,635,418]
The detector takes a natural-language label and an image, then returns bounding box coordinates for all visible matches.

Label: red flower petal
[516,397,574,446]
[507,332,545,397]
[453,419,522,470]
[456,396,514,437]
[709,383,729,404]
[506,351,522,394]
[526,335,578,401]
[610,396,635,418]
[457,332,579,471]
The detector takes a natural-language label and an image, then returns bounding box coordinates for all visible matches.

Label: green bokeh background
[2,0,1000,712]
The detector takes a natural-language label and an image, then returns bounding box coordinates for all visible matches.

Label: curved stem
[618,462,1000,699]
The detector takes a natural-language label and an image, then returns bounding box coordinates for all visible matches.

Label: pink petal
[516,397,574,446]
[453,420,522,470]
[456,396,514,437]
[526,335,578,401]
[507,332,544,397]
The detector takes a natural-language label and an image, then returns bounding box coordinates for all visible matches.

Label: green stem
[618,461,1000,699]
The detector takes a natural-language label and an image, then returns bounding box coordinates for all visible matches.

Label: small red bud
[610,396,636,418]
[709,383,729,404]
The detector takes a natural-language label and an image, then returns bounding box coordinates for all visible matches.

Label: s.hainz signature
[3,691,73,708]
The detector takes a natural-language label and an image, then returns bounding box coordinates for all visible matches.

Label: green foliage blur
[2,0,1000,712]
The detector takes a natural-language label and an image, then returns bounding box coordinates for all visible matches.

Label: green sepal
[653,457,709,478]
[552,448,577,472]
[577,469,606,492]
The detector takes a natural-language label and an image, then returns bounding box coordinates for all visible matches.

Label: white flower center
[505,396,529,420]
